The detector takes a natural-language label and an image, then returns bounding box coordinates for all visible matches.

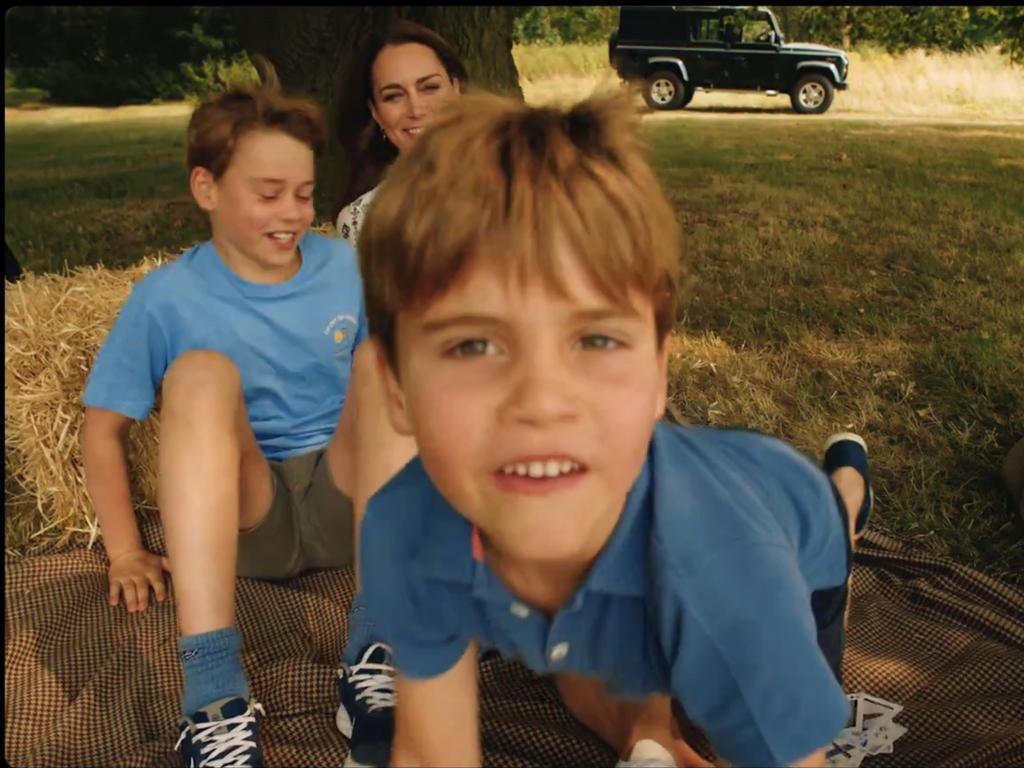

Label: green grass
[5,111,1024,583]
[5,115,207,273]
[651,119,1024,583]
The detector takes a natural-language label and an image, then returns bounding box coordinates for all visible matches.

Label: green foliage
[5,87,50,107]
[513,6,618,45]
[997,6,1024,64]
[767,6,1023,58]
[4,7,251,105]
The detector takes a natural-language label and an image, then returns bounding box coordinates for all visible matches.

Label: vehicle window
[742,18,774,44]
[621,8,688,43]
[692,16,721,43]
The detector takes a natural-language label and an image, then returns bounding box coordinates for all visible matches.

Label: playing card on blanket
[863,721,908,755]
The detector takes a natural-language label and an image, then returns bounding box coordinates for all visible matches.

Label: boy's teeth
[271,232,292,241]
[501,460,580,478]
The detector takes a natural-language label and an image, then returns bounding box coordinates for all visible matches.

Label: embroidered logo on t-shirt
[324,314,358,357]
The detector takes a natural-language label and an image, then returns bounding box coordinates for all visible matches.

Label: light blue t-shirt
[358,421,851,766]
[83,233,366,460]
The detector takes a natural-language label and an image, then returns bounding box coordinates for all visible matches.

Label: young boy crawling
[353,92,874,768]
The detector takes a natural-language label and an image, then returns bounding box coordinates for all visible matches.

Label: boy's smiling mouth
[499,458,581,478]
[493,456,587,495]
[267,231,298,247]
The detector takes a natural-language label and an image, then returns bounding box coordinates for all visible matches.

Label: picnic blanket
[5,515,1024,768]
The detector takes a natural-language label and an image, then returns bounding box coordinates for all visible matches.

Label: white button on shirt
[549,642,570,662]
[509,602,531,619]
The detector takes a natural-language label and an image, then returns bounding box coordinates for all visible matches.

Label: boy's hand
[107,549,172,612]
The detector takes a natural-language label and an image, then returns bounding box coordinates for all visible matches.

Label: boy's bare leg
[555,672,712,767]
[830,467,865,544]
[829,465,866,630]
[325,339,417,586]
[158,350,274,636]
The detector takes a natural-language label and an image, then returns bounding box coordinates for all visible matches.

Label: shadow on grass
[683,105,795,115]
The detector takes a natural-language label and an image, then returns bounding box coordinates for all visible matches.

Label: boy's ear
[190,167,217,212]
[376,342,414,436]
[654,338,670,420]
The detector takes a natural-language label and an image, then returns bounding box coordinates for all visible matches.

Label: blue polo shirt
[83,233,366,460]
[358,422,852,766]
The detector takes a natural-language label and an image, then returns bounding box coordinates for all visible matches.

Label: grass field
[5,68,1024,582]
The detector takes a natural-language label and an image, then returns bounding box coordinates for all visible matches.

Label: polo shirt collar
[582,454,652,597]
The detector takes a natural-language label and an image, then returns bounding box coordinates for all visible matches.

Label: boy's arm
[792,746,827,767]
[392,640,481,768]
[82,405,170,611]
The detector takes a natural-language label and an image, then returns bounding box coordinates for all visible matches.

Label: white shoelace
[176,701,266,767]
[346,642,396,712]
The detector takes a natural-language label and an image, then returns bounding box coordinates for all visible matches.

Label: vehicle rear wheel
[643,70,691,110]
[790,73,834,114]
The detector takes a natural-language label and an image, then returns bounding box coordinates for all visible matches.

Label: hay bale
[4,255,172,555]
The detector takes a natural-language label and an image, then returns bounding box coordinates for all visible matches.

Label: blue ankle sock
[179,627,250,715]
[342,595,376,667]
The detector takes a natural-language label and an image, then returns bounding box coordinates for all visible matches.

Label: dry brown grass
[4,258,168,554]
[517,44,1024,120]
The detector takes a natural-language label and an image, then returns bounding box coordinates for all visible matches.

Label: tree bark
[232,6,522,222]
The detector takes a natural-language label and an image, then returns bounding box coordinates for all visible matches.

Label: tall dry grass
[514,43,1024,119]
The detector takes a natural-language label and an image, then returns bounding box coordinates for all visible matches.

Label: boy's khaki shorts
[236,447,354,580]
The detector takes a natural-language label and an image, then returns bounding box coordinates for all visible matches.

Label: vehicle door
[725,10,783,90]
[685,12,729,88]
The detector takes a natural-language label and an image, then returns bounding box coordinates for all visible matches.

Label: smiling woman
[333,20,468,239]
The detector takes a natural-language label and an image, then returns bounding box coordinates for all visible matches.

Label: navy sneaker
[336,642,396,768]
[175,695,265,767]
[823,432,873,535]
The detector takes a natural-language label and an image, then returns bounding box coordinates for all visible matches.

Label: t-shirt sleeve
[357,480,470,680]
[82,278,169,420]
[668,543,851,766]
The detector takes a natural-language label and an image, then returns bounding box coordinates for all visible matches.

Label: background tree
[233,6,522,220]
[4,7,252,105]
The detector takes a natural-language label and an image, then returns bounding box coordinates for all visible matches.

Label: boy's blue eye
[450,339,495,357]
[579,334,621,351]
[259,194,278,201]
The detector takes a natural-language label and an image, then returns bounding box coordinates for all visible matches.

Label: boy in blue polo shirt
[352,91,874,768]
[81,78,368,767]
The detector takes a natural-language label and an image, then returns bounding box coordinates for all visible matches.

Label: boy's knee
[162,350,242,414]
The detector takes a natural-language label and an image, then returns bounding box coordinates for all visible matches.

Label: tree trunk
[232,6,522,222]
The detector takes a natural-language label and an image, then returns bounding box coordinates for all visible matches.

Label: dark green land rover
[609,5,849,114]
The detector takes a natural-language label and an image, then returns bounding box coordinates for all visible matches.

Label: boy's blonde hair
[358,92,683,369]
[186,62,326,178]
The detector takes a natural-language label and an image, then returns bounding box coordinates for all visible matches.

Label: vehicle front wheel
[790,73,834,114]
[643,70,692,110]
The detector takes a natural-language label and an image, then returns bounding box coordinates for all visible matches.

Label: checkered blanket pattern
[5,515,1023,767]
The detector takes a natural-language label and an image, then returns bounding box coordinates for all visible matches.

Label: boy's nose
[504,350,578,427]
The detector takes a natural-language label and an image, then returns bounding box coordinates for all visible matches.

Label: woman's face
[370,42,461,154]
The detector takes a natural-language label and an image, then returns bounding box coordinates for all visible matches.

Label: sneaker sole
[823,431,867,454]
[343,754,376,768]
[336,705,354,739]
